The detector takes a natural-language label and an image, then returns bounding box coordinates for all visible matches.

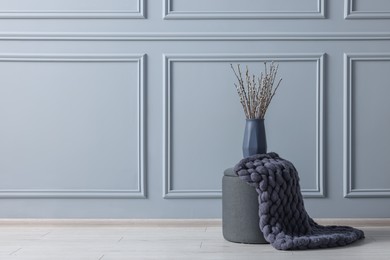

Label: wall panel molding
[343,53,390,198]
[0,0,145,19]
[1,32,390,41]
[0,54,146,198]
[345,0,390,19]
[163,0,325,19]
[163,53,325,199]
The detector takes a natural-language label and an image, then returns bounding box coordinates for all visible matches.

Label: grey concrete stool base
[222,168,268,244]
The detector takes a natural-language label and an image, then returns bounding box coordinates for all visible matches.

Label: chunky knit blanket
[234,152,364,250]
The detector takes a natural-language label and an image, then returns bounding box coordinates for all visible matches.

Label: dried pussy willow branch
[231,62,282,119]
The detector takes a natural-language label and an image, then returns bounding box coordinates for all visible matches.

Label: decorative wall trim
[343,53,390,198]
[163,0,325,19]
[0,0,145,19]
[163,53,325,199]
[1,32,390,41]
[162,54,223,199]
[0,54,146,198]
[344,0,390,19]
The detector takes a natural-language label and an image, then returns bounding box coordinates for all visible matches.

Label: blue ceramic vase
[242,119,267,158]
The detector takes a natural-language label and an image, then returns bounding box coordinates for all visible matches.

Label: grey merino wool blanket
[234,152,365,250]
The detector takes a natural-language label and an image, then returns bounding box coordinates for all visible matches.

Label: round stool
[222,168,268,244]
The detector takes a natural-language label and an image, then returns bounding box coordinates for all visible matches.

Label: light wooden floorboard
[0,221,389,260]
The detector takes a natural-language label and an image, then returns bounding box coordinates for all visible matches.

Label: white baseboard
[0,219,221,227]
[0,218,388,227]
[314,218,390,227]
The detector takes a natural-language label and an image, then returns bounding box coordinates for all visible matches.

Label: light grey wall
[0,0,389,218]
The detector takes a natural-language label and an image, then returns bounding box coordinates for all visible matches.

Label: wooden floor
[0,219,389,260]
